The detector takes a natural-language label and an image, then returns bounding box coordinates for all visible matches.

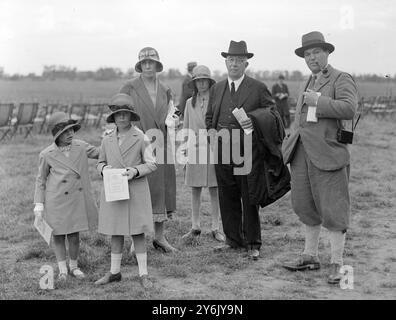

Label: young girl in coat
[95,93,157,289]
[34,112,99,281]
[181,65,225,243]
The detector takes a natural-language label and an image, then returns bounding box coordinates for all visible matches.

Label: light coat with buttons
[282,65,358,171]
[97,126,157,236]
[34,139,99,235]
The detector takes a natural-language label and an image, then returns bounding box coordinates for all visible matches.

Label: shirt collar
[312,64,329,80]
[228,74,245,91]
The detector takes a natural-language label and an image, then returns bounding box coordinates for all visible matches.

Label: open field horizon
[1,78,394,106]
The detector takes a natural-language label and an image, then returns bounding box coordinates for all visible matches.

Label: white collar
[228,74,245,91]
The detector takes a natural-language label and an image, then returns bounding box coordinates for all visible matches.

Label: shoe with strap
[153,239,178,253]
[94,272,122,285]
[181,229,201,241]
[57,273,68,282]
[70,267,85,280]
[282,254,321,271]
[140,274,153,289]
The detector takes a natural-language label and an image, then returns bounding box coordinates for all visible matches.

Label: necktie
[308,75,317,90]
[231,81,236,99]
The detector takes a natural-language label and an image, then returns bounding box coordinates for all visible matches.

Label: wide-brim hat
[295,31,335,58]
[106,93,140,123]
[221,40,254,59]
[187,65,216,89]
[135,47,164,73]
[48,112,81,142]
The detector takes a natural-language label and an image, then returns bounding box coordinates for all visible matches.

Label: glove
[34,203,44,219]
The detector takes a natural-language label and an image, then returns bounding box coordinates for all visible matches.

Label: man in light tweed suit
[281,31,358,284]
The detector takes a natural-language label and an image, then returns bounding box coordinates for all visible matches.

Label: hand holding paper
[34,216,53,246]
[303,90,321,106]
[232,108,253,135]
[103,168,130,202]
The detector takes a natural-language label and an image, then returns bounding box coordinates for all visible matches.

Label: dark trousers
[214,134,261,250]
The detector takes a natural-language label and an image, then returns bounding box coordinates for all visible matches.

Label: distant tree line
[0,65,394,83]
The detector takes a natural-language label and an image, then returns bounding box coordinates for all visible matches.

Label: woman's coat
[34,139,99,235]
[183,97,217,187]
[97,126,156,236]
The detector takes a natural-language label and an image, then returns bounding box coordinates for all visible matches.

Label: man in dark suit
[272,74,290,128]
[281,31,358,284]
[205,40,275,260]
[177,61,197,116]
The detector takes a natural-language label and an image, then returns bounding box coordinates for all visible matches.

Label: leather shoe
[94,272,122,285]
[282,254,321,271]
[181,229,201,240]
[153,239,178,253]
[211,230,225,242]
[248,249,260,260]
[327,263,342,284]
[140,275,153,289]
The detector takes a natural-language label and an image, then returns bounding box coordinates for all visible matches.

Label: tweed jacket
[282,65,358,171]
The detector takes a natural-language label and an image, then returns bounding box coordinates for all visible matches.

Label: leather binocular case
[337,129,353,144]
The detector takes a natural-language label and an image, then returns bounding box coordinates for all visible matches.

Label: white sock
[303,224,321,257]
[136,252,148,276]
[69,259,78,270]
[110,253,122,274]
[58,260,68,274]
[329,231,346,265]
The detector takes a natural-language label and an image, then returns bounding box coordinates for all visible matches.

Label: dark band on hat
[51,119,79,137]
[109,105,133,112]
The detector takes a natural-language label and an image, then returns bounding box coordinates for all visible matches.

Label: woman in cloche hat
[95,93,157,289]
[181,65,225,244]
[33,112,100,283]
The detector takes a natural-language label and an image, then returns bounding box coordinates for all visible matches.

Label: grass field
[0,78,394,105]
[0,114,395,300]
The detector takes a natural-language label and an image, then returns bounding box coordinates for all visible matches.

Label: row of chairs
[0,102,109,142]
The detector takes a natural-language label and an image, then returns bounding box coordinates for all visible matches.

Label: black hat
[221,40,254,59]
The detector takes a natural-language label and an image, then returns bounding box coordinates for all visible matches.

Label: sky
[0,0,395,76]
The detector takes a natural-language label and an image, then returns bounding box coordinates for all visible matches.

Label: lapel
[213,80,228,125]
[296,77,312,114]
[119,126,140,157]
[132,77,159,127]
[107,131,127,168]
[156,81,170,125]
[236,75,252,108]
[314,64,332,91]
[48,143,80,175]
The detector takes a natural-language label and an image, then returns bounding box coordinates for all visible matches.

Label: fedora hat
[48,112,81,142]
[187,65,216,89]
[221,40,254,59]
[106,93,140,123]
[135,47,164,73]
[295,31,335,58]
